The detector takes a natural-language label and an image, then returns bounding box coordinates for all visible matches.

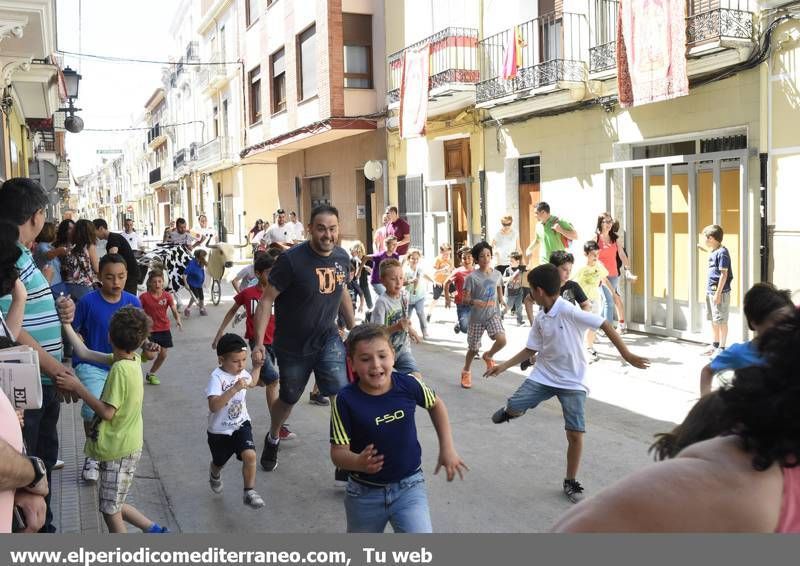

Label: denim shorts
[76,363,109,421]
[345,470,432,533]
[507,379,587,432]
[274,333,347,404]
[248,340,279,384]
[393,347,419,375]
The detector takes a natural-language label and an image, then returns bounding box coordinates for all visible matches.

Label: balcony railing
[589,0,618,73]
[149,167,161,184]
[387,27,480,105]
[173,148,186,169]
[196,136,234,169]
[147,124,162,145]
[686,1,754,47]
[198,51,228,91]
[186,41,199,62]
[477,12,587,105]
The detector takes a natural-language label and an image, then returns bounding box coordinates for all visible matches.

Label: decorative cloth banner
[617,0,689,108]
[399,44,430,139]
[501,26,525,80]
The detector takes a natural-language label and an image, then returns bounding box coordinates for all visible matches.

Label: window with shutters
[297,25,317,100]
[248,66,262,124]
[270,47,286,114]
[343,13,372,89]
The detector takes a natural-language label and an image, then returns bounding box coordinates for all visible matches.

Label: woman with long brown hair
[595,212,636,332]
[61,219,99,302]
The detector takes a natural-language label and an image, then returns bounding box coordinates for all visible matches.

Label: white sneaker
[243,489,265,509]
[209,464,223,494]
[82,458,99,483]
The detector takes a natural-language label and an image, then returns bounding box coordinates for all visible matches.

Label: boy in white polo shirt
[485,264,649,503]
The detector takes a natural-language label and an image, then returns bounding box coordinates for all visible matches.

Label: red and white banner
[617,0,688,108]
[399,44,430,139]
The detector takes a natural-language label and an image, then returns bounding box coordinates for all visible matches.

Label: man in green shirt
[526,202,579,266]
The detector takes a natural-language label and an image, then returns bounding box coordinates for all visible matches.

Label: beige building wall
[240,160,280,229]
[767,19,800,297]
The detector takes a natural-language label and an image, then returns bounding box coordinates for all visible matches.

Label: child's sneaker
[520,358,533,371]
[82,458,99,482]
[279,425,296,441]
[146,523,169,533]
[243,489,265,509]
[209,466,223,494]
[460,370,472,389]
[453,323,460,334]
[587,348,599,363]
[146,373,161,385]
[491,407,516,424]
[563,478,585,503]
[482,353,496,372]
[199,307,208,316]
[183,307,191,318]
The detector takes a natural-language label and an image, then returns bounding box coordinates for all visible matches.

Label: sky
[56,0,178,176]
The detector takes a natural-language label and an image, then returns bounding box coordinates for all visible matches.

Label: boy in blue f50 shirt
[330,324,468,533]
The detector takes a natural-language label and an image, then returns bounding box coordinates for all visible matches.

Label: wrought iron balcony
[686,2,754,47]
[387,27,480,105]
[589,0,618,74]
[477,12,587,105]
[173,148,187,170]
[147,124,164,146]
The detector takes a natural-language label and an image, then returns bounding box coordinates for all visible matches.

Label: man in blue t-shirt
[70,254,141,482]
[251,205,356,473]
[701,225,733,356]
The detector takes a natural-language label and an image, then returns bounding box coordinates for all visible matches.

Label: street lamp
[59,66,84,133]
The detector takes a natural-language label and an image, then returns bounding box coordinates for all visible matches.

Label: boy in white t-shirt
[206,333,264,509]
[485,264,649,503]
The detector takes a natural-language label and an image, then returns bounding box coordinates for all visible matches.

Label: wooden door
[444,138,471,252]
[519,182,540,259]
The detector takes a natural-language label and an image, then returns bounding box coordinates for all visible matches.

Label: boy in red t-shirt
[443,246,475,335]
[212,253,296,441]
[139,270,182,384]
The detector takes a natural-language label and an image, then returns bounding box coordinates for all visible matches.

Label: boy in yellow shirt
[572,241,611,362]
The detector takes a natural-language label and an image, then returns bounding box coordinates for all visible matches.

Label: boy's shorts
[394,346,420,375]
[248,339,279,385]
[189,285,204,302]
[705,292,730,324]
[76,363,109,421]
[150,330,173,349]
[467,314,505,351]
[507,379,586,432]
[207,420,256,468]
[98,450,141,515]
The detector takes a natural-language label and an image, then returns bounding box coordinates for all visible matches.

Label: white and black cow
[137,243,195,293]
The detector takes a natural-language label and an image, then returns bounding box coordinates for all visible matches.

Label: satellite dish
[28,159,59,191]
[364,160,383,181]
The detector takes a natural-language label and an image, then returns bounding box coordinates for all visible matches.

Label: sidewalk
[50,398,178,533]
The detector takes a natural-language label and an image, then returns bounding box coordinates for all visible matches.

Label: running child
[56,306,168,533]
[443,246,474,334]
[368,236,399,297]
[428,243,453,317]
[212,252,295,441]
[330,324,468,533]
[572,241,611,363]
[371,259,422,380]
[459,242,506,390]
[403,248,434,339]
[699,282,793,396]
[700,224,733,356]
[486,264,649,503]
[138,270,182,385]
[206,333,265,509]
[70,254,142,483]
[502,251,525,326]
[183,248,208,317]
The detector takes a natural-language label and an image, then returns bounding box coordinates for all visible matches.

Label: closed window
[246,0,260,27]
[309,176,331,208]
[297,25,317,100]
[271,48,286,113]
[343,13,372,89]
[248,66,262,124]
[518,156,540,184]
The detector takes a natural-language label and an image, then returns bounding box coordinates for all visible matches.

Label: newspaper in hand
[0,345,42,409]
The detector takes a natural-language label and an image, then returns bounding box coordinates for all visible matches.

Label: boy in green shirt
[56,306,168,534]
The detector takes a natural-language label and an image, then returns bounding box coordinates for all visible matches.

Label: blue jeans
[23,384,60,532]
[506,290,524,323]
[455,304,471,333]
[345,471,432,533]
[507,379,587,432]
[601,276,620,323]
[274,332,347,404]
[406,297,427,334]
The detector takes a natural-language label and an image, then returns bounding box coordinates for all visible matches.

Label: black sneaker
[260,435,279,471]
[491,407,515,424]
[520,358,533,371]
[453,323,460,334]
[587,348,599,363]
[563,478,585,503]
[309,391,330,406]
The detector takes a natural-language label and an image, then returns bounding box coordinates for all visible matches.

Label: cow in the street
[137,243,195,293]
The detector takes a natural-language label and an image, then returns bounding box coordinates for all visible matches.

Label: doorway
[517,156,541,256]
[443,139,471,252]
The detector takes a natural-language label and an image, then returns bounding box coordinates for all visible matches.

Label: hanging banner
[502,26,525,80]
[617,0,689,107]
[399,44,430,139]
